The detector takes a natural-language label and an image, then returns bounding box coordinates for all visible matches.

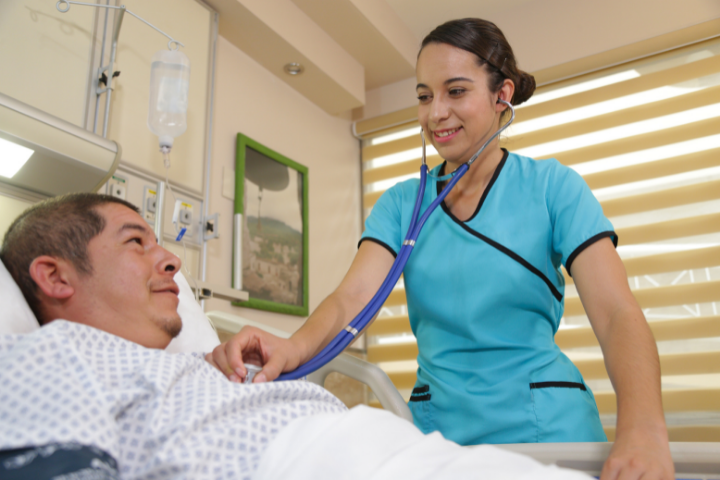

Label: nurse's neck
[441,144,504,220]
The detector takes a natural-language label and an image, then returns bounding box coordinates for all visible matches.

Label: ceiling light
[0,92,121,197]
[283,63,304,76]
[0,137,34,178]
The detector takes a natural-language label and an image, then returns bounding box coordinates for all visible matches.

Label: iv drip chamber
[148,49,190,149]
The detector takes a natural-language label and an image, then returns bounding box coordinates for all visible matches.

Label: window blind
[359,36,720,442]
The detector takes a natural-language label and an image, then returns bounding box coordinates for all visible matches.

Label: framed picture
[232,133,309,316]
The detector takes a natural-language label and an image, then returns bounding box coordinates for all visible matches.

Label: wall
[203,37,362,333]
[0,0,97,127]
[359,2,720,119]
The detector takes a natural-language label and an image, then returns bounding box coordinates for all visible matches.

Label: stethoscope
[276,99,516,381]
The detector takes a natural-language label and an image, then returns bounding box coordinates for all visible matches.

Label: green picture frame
[232,133,309,316]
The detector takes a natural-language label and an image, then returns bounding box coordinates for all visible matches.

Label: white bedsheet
[257,406,593,480]
[0,321,347,480]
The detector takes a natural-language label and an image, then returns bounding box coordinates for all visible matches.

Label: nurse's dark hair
[1,193,139,324]
[420,18,536,106]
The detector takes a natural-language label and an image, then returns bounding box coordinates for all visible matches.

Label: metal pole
[200,12,219,310]
[155,180,166,246]
[101,5,125,138]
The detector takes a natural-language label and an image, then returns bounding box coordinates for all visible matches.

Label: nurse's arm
[571,237,674,480]
[207,241,395,382]
[290,240,396,360]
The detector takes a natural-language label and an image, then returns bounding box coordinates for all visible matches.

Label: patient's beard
[156,313,183,339]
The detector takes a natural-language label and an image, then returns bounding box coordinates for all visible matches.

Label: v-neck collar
[437,148,509,223]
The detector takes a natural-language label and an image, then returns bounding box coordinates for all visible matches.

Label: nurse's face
[416,43,512,165]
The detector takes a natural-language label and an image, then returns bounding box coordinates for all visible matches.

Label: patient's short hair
[1,193,139,323]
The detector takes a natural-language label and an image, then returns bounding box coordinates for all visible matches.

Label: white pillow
[0,259,221,353]
[0,259,39,333]
[165,272,221,353]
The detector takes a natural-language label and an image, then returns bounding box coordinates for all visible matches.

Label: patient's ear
[29,256,76,300]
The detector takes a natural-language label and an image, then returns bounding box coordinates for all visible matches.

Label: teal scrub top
[361,150,617,446]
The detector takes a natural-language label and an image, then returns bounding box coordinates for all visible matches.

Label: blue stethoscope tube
[277,99,515,381]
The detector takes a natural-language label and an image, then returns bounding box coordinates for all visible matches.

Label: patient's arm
[206,241,394,382]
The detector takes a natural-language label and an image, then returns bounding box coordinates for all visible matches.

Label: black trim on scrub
[530,381,587,391]
[448,218,564,302]
[566,231,619,277]
[358,237,398,258]
[409,394,431,402]
[412,385,430,394]
[437,149,509,223]
[435,150,563,301]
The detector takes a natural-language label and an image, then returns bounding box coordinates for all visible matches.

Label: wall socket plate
[142,186,157,224]
[107,175,128,200]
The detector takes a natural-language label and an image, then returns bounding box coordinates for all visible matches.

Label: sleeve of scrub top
[359,184,404,258]
[547,161,617,276]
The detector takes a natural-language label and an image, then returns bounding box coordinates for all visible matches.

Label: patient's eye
[128,237,142,245]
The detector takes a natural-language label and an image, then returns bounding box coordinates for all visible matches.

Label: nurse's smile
[433,127,462,142]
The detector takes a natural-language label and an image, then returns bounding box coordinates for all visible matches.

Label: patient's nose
[158,247,181,273]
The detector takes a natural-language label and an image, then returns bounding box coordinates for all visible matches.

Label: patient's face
[74,203,182,348]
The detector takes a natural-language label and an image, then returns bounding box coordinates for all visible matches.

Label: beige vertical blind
[359,35,720,442]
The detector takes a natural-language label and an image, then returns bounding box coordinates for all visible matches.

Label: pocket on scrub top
[529,381,607,442]
[408,385,435,434]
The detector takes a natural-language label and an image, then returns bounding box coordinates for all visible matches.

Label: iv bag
[148,49,190,149]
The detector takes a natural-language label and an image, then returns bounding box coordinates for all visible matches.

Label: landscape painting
[233,134,309,316]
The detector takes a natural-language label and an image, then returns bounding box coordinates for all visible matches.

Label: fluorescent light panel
[0,137,34,178]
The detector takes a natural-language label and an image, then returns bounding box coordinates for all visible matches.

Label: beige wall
[0,0,96,127]
[360,2,720,119]
[203,37,361,333]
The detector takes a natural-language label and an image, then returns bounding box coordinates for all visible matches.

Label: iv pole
[56,1,185,138]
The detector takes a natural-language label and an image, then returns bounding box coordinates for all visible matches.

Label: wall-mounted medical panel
[100,162,205,281]
[0,93,120,197]
[102,162,206,245]
[106,0,214,194]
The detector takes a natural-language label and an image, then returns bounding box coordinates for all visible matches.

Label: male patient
[0,193,588,480]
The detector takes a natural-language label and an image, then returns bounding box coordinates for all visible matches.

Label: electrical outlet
[142,187,157,224]
[179,209,192,225]
[107,175,127,200]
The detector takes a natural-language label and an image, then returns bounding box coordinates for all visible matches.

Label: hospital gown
[0,321,347,479]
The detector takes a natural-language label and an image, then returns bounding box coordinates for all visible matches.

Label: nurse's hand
[600,429,674,480]
[205,326,303,383]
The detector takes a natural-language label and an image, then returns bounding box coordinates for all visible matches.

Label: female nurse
[208,18,674,480]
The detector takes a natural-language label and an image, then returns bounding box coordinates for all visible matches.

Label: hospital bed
[207,310,720,480]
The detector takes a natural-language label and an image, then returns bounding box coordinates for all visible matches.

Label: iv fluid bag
[148,49,190,148]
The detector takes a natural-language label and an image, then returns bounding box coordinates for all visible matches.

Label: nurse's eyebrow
[444,77,473,85]
[416,77,474,90]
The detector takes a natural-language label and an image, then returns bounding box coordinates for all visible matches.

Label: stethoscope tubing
[277,99,514,381]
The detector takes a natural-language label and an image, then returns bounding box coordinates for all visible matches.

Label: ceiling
[384,0,536,40]
[206,0,720,115]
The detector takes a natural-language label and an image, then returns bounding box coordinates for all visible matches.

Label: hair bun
[513,72,536,106]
